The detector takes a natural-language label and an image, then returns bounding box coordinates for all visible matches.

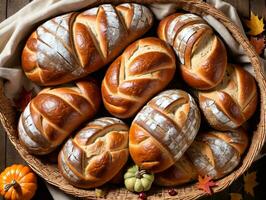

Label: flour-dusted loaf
[18,80,101,155]
[199,64,257,131]
[156,128,248,186]
[22,3,153,86]
[158,13,227,90]
[129,90,201,173]
[58,117,129,188]
[101,37,176,119]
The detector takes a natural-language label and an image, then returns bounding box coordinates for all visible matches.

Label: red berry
[168,188,177,196]
[139,192,147,200]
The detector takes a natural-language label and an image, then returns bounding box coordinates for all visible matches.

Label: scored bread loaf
[156,128,248,186]
[157,13,227,90]
[22,3,153,86]
[198,64,257,131]
[129,90,200,173]
[58,117,129,188]
[18,80,101,155]
[101,37,176,119]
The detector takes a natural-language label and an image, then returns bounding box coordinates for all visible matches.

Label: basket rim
[0,0,265,199]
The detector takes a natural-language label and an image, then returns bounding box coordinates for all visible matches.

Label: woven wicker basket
[0,0,265,199]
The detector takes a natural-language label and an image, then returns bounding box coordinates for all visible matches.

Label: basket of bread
[0,0,265,199]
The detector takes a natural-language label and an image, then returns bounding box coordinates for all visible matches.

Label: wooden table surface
[0,0,266,200]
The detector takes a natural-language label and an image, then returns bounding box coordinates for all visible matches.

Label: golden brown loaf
[18,80,101,155]
[155,155,197,186]
[21,3,153,86]
[156,128,248,186]
[129,90,201,173]
[58,117,129,188]
[199,64,257,131]
[101,37,176,118]
[157,13,227,90]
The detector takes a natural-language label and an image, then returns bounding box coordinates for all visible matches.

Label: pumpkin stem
[135,169,147,179]
[4,180,19,192]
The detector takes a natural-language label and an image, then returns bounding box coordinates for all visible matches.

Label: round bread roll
[199,64,257,131]
[129,90,201,173]
[101,37,176,119]
[156,128,248,186]
[18,80,101,155]
[58,117,129,188]
[158,13,227,90]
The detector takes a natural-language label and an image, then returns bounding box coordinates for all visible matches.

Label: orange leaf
[196,175,217,195]
[245,12,264,36]
[243,171,258,196]
[14,87,33,111]
[249,36,265,55]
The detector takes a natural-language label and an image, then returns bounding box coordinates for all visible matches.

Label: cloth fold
[0,0,265,199]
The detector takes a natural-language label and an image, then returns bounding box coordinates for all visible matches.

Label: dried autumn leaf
[230,193,243,200]
[196,175,217,195]
[245,12,264,36]
[14,87,33,111]
[249,36,265,55]
[243,171,258,196]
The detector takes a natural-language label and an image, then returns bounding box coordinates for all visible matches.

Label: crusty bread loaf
[155,155,197,186]
[101,37,176,119]
[157,13,227,90]
[129,90,201,173]
[199,64,257,130]
[157,13,207,45]
[58,117,129,188]
[22,3,153,86]
[156,128,248,186]
[18,80,101,155]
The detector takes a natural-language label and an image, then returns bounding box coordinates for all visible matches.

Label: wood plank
[250,0,266,19]
[0,0,6,22]
[222,0,250,17]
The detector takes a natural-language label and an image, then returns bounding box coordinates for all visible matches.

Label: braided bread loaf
[129,90,200,173]
[102,37,176,118]
[22,3,153,86]
[157,13,227,90]
[156,128,248,186]
[18,80,101,155]
[199,64,257,131]
[58,117,129,188]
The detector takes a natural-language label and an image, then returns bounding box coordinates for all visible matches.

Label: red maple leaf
[14,87,33,111]
[249,36,265,55]
[196,175,217,195]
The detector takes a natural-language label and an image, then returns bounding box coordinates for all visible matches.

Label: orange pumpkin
[0,164,37,200]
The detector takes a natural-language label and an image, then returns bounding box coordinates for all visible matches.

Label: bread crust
[58,117,129,188]
[157,13,227,90]
[199,64,258,130]
[18,80,101,155]
[102,37,176,118]
[21,3,153,85]
[129,90,201,173]
[155,128,248,186]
